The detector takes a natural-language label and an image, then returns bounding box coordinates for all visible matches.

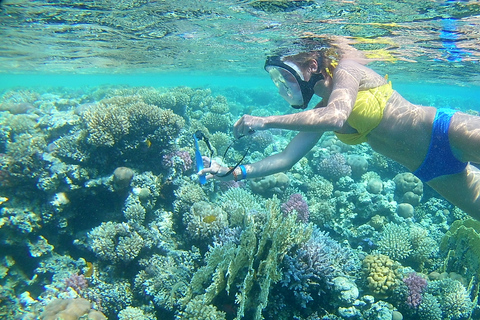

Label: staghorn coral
[377,222,413,261]
[118,306,156,320]
[427,278,474,319]
[162,150,193,174]
[123,202,146,225]
[183,201,229,240]
[403,272,428,308]
[362,254,400,297]
[409,225,438,267]
[83,101,130,147]
[417,292,443,320]
[200,111,232,133]
[83,95,185,149]
[281,193,310,223]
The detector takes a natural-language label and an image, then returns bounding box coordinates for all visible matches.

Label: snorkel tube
[193,132,207,185]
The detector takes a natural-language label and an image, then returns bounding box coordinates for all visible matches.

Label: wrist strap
[239,165,247,180]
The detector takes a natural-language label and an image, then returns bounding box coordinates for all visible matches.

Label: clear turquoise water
[2,1,480,320]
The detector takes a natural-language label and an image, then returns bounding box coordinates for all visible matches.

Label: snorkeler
[198,39,480,218]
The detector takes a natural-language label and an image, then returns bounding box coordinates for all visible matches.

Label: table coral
[362,254,399,297]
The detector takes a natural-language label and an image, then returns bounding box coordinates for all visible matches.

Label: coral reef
[393,172,423,206]
[377,222,413,261]
[1,84,477,320]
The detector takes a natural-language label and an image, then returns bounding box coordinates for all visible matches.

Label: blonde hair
[282,48,339,78]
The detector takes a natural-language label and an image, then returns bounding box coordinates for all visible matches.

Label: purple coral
[281,193,310,223]
[64,273,88,294]
[403,272,427,308]
[317,153,352,181]
[162,150,193,172]
[281,228,359,307]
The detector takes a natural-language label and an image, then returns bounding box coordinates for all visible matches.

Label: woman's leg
[428,163,480,219]
[449,112,480,163]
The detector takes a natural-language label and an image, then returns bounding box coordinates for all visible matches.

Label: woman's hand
[197,157,233,181]
[233,115,266,139]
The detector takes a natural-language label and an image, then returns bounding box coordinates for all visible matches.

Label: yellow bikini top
[334,82,394,145]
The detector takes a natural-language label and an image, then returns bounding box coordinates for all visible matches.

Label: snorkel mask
[265,55,324,109]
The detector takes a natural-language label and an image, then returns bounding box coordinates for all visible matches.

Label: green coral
[135,249,199,311]
[218,187,262,227]
[176,296,226,320]
[440,218,480,282]
[182,197,312,320]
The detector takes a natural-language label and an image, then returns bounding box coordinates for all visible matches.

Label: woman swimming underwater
[199,40,480,218]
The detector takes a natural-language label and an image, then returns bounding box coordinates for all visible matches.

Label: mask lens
[266,66,304,107]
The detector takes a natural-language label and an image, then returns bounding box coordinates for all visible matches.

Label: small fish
[84,261,94,277]
[203,215,217,223]
[144,139,152,148]
[0,196,8,205]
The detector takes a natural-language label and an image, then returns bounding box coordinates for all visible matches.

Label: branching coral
[134,249,200,311]
[280,227,359,308]
[377,222,413,261]
[83,95,185,149]
[182,197,312,320]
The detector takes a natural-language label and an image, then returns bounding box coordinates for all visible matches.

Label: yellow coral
[362,254,399,297]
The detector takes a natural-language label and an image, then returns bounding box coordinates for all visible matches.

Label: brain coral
[362,254,399,297]
[393,172,423,206]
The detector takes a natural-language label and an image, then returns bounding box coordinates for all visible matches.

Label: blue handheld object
[193,133,207,184]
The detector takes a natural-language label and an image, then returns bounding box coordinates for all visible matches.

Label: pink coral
[162,150,192,172]
[64,273,88,295]
[403,272,427,308]
[281,193,310,223]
